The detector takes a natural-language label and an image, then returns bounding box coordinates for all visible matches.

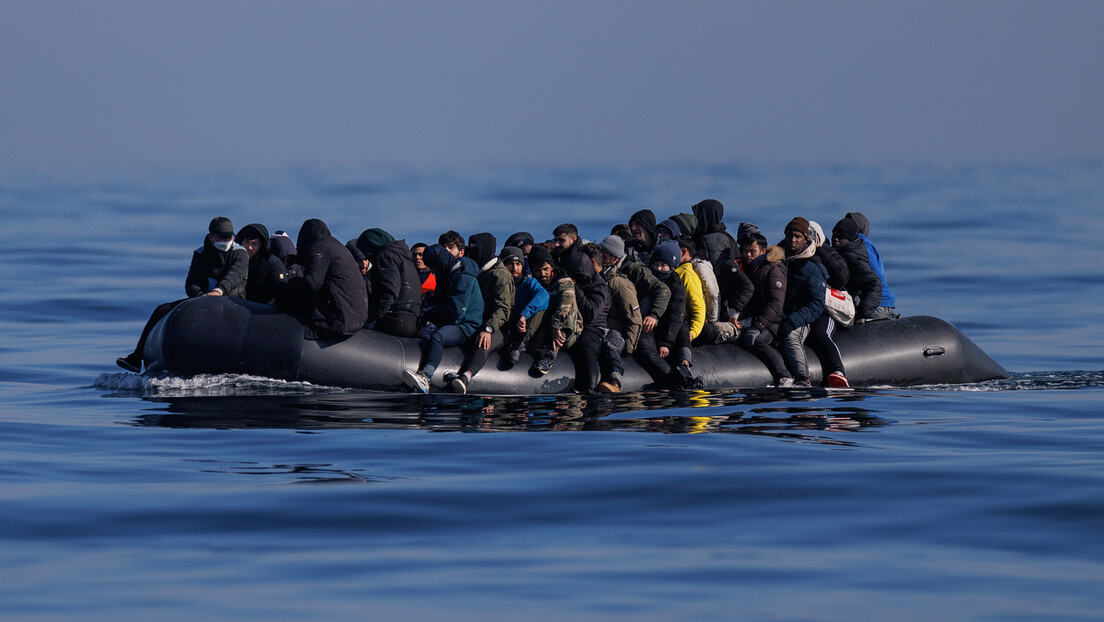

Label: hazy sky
[2,0,1102,171]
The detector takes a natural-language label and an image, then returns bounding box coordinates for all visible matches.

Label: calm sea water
[2,163,1103,620]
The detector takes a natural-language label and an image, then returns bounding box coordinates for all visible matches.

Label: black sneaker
[532,352,556,376]
[448,373,469,394]
[505,347,522,367]
[116,354,142,373]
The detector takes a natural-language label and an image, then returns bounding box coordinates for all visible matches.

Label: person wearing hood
[776,217,828,388]
[526,245,582,377]
[633,240,700,390]
[442,233,515,394]
[236,223,286,304]
[691,199,740,266]
[116,217,249,373]
[832,217,885,323]
[402,244,484,393]
[843,211,896,319]
[626,209,658,265]
[562,244,611,393]
[278,218,369,341]
[737,231,792,387]
[355,228,422,338]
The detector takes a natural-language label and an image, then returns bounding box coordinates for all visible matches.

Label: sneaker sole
[826,374,850,388]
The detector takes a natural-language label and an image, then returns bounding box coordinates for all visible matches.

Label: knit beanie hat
[599,234,625,259]
[785,217,811,239]
[356,228,394,256]
[652,239,681,269]
[832,218,860,243]
[499,245,524,265]
[528,245,555,272]
[209,217,235,238]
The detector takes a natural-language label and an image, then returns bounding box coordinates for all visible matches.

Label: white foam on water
[93,371,349,397]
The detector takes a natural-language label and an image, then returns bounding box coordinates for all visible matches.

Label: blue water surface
[1,162,1103,621]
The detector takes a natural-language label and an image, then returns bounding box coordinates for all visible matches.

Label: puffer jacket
[739,245,787,337]
[836,239,882,319]
[782,244,828,331]
[675,262,705,340]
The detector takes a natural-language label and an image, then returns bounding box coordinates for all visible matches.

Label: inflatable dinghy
[144,297,1008,393]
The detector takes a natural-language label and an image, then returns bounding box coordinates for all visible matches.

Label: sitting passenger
[410,242,436,299]
[526,246,581,377]
[592,238,643,393]
[443,233,514,394]
[690,198,740,265]
[277,218,369,341]
[116,217,248,373]
[633,240,700,389]
[737,232,791,387]
[806,221,851,388]
[402,244,483,394]
[843,212,896,320]
[831,218,885,323]
[236,223,286,304]
[500,246,550,367]
[355,228,422,338]
[778,217,828,388]
[625,209,658,265]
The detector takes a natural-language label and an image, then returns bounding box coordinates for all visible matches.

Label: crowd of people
[116,199,898,393]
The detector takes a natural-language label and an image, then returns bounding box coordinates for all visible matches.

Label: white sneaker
[776,377,794,388]
[402,369,430,394]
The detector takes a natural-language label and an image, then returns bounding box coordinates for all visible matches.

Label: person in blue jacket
[500,246,550,367]
[402,244,484,393]
[777,217,828,388]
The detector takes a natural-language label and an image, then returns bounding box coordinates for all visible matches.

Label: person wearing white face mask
[116,217,248,373]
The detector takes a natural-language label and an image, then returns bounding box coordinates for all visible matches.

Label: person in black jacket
[691,199,740,266]
[626,209,659,265]
[633,240,699,389]
[236,223,286,304]
[563,244,611,393]
[832,218,883,322]
[116,216,248,373]
[278,218,368,341]
[737,232,792,387]
[355,228,421,338]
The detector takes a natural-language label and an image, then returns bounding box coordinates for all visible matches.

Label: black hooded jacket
[237,223,287,304]
[563,251,610,331]
[691,199,740,266]
[626,209,658,264]
[835,239,882,319]
[357,236,421,326]
[286,219,369,340]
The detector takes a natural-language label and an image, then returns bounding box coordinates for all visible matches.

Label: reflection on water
[130,389,887,443]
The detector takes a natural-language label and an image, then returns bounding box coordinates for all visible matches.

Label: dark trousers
[634,324,691,388]
[130,299,185,360]
[742,328,790,382]
[808,314,844,376]
[571,325,605,392]
[419,324,467,377]
[459,330,505,377]
[373,313,419,338]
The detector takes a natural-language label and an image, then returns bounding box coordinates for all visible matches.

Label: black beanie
[832,218,860,242]
[528,245,554,272]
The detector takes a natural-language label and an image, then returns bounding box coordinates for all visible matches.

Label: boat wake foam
[92,371,349,397]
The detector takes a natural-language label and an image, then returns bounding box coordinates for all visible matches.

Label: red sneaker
[826,371,850,388]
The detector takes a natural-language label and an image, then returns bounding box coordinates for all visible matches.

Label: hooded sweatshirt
[356,231,422,327]
[691,199,740,265]
[422,245,485,338]
[291,218,369,339]
[237,223,286,304]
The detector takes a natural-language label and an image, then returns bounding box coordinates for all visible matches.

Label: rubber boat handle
[923,346,946,358]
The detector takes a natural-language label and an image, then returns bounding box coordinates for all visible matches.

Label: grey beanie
[599,234,625,258]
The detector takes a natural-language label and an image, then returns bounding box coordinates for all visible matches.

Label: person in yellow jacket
[674,236,706,341]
